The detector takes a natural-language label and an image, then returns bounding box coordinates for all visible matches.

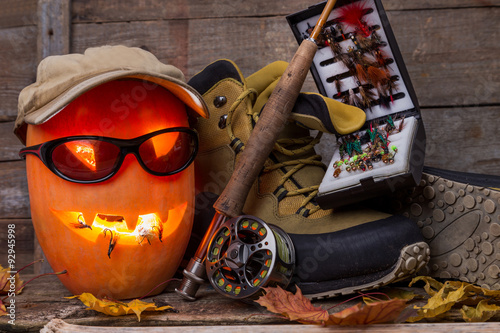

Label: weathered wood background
[0,0,499,273]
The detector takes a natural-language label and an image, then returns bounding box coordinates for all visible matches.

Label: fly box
[287,0,425,209]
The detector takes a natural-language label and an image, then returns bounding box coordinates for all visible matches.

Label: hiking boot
[383,166,500,290]
[187,59,430,298]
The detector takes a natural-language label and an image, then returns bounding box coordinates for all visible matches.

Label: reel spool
[205,215,295,299]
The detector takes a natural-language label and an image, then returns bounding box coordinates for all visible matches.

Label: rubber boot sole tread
[393,173,500,289]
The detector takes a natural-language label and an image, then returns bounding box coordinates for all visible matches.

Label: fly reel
[205,215,295,299]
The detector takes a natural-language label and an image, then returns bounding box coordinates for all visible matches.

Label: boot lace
[226,89,327,217]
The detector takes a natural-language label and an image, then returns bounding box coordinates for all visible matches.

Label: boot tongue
[246,61,288,115]
[290,93,366,135]
[188,59,246,96]
[246,61,366,136]
[246,61,287,95]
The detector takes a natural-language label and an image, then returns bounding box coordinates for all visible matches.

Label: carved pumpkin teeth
[135,213,164,245]
[90,212,166,239]
[124,214,139,231]
[54,209,173,240]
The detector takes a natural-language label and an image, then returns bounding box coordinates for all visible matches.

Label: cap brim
[23,69,209,126]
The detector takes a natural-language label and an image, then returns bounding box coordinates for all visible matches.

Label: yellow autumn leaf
[410,284,468,322]
[408,276,500,322]
[67,293,174,321]
[458,283,500,298]
[408,281,474,322]
[0,300,6,317]
[0,265,24,295]
[409,276,443,297]
[461,300,500,322]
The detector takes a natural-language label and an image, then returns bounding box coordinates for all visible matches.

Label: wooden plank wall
[0,0,499,273]
[0,0,38,273]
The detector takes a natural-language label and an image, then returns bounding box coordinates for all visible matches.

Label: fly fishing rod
[176,0,338,301]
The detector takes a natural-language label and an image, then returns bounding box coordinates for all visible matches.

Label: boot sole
[394,172,500,289]
[304,241,429,299]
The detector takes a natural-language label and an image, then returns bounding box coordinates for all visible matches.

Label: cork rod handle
[213,40,318,217]
[213,0,337,218]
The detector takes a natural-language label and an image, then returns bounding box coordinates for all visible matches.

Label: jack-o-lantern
[15,46,209,299]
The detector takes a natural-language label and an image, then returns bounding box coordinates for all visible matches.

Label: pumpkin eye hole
[52,140,120,181]
[139,131,195,174]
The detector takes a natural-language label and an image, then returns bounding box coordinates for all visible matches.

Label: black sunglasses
[19,127,198,184]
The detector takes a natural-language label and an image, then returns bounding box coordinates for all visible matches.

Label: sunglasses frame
[19,127,199,184]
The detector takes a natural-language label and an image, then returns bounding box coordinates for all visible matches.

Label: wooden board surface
[0,0,499,301]
[38,320,500,333]
[0,0,36,29]
[70,0,497,22]
[0,275,296,331]
[0,25,37,120]
[1,2,499,119]
[0,274,497,332]
[0,161,30,219]
[67,6,500,108]
[316,106,500,175]
[0,122,24,161]
[0,219,34,274]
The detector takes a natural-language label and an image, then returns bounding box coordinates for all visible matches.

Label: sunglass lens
[139,132,195,174]
[52,140,120,181]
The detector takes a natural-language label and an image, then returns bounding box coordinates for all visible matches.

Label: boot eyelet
[214,96,227,108]
[218,114,228,129]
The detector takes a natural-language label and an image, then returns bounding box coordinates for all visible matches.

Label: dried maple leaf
[256,286,329,323]
[67,293,174,322]
[461,300,500,322]
[407,284,467,322]
[409,276,444,297]
[0,265,24,295]
[327,298,407,325]
[256,286,408,325]
[408,276,500,322]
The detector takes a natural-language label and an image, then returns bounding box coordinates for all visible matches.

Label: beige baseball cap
[15,45,209,144]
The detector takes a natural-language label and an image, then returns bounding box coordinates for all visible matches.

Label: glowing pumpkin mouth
[91,213,163,244]
[51,202,188,258]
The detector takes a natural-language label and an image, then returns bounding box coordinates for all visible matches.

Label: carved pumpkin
[25,80,195,299]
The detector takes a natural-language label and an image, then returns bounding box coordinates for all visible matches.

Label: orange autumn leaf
[256,286,329,323]
[256,286,408,325]
[326,298,408,325]
[0,265,24,295]
[66,293,174,322]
